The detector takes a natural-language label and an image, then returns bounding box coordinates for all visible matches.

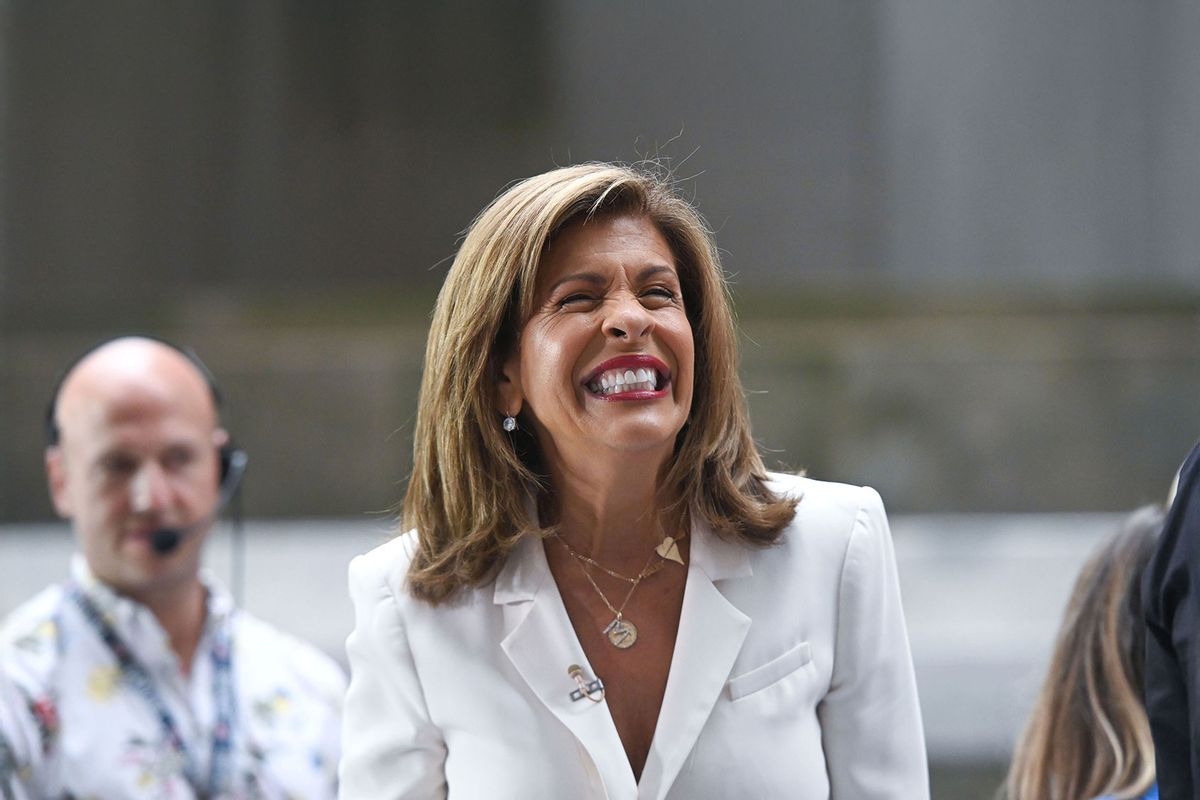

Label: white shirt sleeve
[339,546,448,800]
[817,486,930,798]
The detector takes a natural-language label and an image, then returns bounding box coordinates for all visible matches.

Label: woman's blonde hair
[1005,505,1164,800]
[403,162,797,603]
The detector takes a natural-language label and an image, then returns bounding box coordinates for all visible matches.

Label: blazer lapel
[637,524,753,800]
[496,534,637,799]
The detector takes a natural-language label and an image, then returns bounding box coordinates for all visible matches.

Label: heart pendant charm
[655,536,684,565]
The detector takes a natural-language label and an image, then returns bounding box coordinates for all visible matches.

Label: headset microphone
[147,448,248,557]
[152,527,186,554]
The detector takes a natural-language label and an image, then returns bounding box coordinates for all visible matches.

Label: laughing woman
[340,163,929,799]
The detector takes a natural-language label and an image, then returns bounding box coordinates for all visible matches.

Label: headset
[44,335,249,559]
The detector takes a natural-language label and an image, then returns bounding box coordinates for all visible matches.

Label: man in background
[0,336,344,798]
[1143,442,1200,799]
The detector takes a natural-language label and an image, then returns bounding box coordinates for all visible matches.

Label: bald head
[49,338,221,450]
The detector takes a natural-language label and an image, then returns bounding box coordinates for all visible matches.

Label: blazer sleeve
[339,545,447,800]
[817,486,930,798]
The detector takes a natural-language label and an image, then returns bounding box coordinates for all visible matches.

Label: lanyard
[68,585,237,796]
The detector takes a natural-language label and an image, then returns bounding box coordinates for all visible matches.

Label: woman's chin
[581,423,683,462]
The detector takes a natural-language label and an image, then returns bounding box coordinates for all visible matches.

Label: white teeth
[587,365,663,396]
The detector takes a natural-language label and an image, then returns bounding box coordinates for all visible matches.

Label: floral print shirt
[0,558,345,799]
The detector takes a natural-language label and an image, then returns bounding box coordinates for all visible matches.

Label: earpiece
[218,445,249,506]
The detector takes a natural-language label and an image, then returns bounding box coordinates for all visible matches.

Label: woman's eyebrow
[547,264,676,294]
[637,264,677,282]
[546,271,606,294]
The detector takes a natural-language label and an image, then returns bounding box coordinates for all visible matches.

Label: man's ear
[495,350,524,420]
[45,447,73,519]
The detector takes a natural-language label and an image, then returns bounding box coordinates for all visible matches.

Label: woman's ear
[495,350,523,419]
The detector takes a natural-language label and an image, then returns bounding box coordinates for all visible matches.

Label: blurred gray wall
[880,1,1200,288]
[2,2,1198,522]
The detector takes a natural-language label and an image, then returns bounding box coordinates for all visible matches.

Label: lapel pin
[568,664,605,703]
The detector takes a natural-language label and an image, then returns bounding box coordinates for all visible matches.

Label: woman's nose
[602,295,653,340]
[129,462,171,515]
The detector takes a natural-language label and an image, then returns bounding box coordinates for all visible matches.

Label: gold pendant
[603,617,638,649]
[655,535,684,565]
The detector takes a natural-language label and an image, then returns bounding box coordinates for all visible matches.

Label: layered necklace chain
[553,531,685,650]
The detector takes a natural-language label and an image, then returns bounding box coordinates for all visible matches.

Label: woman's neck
[543,448,678,570]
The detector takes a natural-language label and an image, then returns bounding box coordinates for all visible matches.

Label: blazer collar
[492,532,546,605]
[638,520,752,799]
[686,518,753,582]
[492,517,754,800]
[495,532,635,798]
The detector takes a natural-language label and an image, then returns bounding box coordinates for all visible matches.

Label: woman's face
[501,214,695,473]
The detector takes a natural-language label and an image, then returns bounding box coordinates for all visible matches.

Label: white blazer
[339,474,929,799]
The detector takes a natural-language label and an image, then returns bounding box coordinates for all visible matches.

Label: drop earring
[502,415,518,432]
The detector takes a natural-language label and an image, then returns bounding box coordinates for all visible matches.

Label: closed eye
[558,293,596,309]
[641,286,679,306]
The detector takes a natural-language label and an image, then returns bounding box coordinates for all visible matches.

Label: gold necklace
[553,533,686,649]
[556,532,686,580]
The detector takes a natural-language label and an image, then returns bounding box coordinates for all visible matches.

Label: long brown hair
[1005,505,1163,800]
[402,162,797,603]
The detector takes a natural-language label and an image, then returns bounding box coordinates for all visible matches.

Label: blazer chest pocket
[727,641,813,701]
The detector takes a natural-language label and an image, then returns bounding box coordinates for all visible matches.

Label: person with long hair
[1005,505,1164,800]
[339,162,928,798]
